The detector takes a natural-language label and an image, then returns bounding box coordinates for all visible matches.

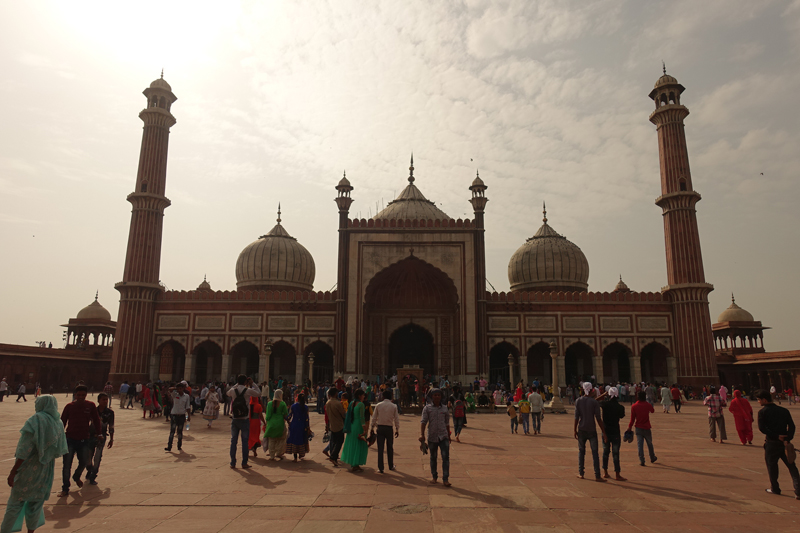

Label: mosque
[3,70,798,394]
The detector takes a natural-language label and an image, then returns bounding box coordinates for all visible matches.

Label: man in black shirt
[757,389,799,499]
[600,387,626,481]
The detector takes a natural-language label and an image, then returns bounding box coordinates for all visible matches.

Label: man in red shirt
[58,385,102,497]
[628,391,657,467]
[670,384,682,413]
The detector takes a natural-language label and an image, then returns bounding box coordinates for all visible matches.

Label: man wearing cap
[573,382,608,482]
[601,387,626,481]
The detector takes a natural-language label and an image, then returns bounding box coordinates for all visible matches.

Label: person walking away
[341,389,369,472]
[628,391,657,466]
[660,385,671,413]
[574,383,608,482]
[285,394,310,462]
[645,383,656,406]
[202,385,221,428]
[16,383,27,402]
[80,392,114,486]
[729,390,754,446]
[0,377,8,401]
[528,387,544,434]
[704,386,727,444]
[370,390,400,473]
[118,382,129,409]
[518,395,531,435]
[506,400,518,434]
[600,387,626,481]
[248,396,264,457]
[670,384,682,413]
[102,382,113,400]
[770,385,781,405]
[265,390,289,461]
[451,391,467,442]
[325,388,346,466]
[420,388,452,486]
[165,382,191,452]
[756,389,799,498]
[2,395,68,533]
[227,376,261,469]
[57,385,101,497]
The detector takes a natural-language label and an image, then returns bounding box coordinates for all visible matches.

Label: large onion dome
[235,207,315,291]
[76,294,112,321]
[373,156,450,221]
[508,204,589,292]
[717,294,755,323]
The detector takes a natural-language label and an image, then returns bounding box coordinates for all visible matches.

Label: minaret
[334,170,354,376]
[649,66,717,387]
[469,171,489,375]
[109,74,177,385]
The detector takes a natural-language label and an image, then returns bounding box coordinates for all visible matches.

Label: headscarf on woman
[1,395,68,533]
[728,389,754,445]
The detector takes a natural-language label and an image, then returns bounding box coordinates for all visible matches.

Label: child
[506,400,518,434]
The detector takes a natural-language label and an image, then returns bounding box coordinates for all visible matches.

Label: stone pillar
[631,356,642,384]
[557,356,566,388]
[546,341,566,413]
[520,353,529,385]
[507,353,514,388]
[295,352,304,385]
[258,352,267,384]
[149,353,159,382]
[221,354,231,382]
[667,356,678,385]
[184,352,195,383]
[592,356,604,383]
[308,353,315,387]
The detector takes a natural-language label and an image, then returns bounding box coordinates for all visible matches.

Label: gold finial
[542,201,548,224]
[277,203,281,224]
[408,153,415,183]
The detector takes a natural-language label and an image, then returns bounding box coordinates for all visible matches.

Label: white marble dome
[76,296,112,321]
[717,295,755,323]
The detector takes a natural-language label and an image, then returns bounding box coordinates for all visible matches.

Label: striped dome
[235,218,315,292]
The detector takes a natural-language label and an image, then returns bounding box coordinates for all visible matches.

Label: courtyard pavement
[0,395,798,532]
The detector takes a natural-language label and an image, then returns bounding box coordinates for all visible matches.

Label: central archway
[565,341,594,385]
[388,324,435,376]
[489,341,519,387]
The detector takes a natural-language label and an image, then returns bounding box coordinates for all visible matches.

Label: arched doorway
[602,342,631,383]
[193,340,222,383]
[157,340,186,381]
[271,340,296,383]
[388,324,435,376]
[230,341,259,380]
[641,342,669,384]
[565,342,594,385]
[364,256,459,377]
[305,340,334,385]
[527,342,552,385]
[489,341,518,387]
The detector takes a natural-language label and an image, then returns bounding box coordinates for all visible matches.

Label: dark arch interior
[365,256,458,311]
[388,324,435,376]
[489,341,519,386]
[602,342,631,383]
[527,342,552,385]
[158,341,186,380]
[305,340,334,384]
[230,341,259,380]
[565,342,594,385]
[641,342,670,384]
[271,340,296,383]
[194,341,222,383]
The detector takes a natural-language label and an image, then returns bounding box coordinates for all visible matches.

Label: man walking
[58,385,102,497]
[227,375,260,469]
[16,383,27,402]
[325,387,346,466]
[574,383,608,482]
[84,392,114,485]
[371,390,400,473]
[757,389,799,499]
[103,381,113,399]
[670,383,682,413]
[0,377,7,401]
[704,386,728,444]
[420,388,451,487]
[118,381,129,409]
[628,391,658,466]
[601,387,626,481]
[165,382,191,452]
[529,386,544,435]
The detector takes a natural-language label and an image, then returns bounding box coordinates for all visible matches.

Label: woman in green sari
[465,392,477,413]
[340,389,368,472]
[264,390,289,460]
[2,395,68,533]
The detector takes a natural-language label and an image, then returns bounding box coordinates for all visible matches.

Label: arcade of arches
[363,257,460,377]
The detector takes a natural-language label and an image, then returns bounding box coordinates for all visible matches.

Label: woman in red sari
[249,396,265,457]
[728,389,754,445]
[514,381,524,403]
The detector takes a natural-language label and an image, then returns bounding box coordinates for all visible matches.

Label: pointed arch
[230,340,259,380]
[565,341,595,385]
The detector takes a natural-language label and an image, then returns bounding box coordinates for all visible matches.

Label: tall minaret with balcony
[334,171,354,375]
[469,171,489,374]
[109,74,177,385]
[649,67,717,387]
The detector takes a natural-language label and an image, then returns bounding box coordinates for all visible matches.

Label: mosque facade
[100,71,795,393]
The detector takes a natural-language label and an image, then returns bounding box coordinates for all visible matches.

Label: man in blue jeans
[573,382,608,482]
[227,375,261,469]
[58,385,102,496]
[420,388,452,487]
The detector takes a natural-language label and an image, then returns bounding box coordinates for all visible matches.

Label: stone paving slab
[0,396,798,531]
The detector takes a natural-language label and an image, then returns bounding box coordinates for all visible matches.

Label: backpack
[453,400,465,418]
[231,388,248,418]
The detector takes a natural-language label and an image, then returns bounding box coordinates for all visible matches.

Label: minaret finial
[476,169,480,179]
[408,153,415,183]
[542,201,547,224]
[662,61,666,75]
[95,290,99,301]
[161,68,164,79]
[731,292,735,304]
[204,274,207,282]
[277,203,281,224]
[619,274,623,282]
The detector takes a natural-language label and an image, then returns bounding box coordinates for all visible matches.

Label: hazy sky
[1,1,799,351]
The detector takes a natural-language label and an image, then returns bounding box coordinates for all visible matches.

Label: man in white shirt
[0,377,7,401]
[370,390,400,473]
[165,382,191,452]
[528,386,545,434]
[227,375,261,469]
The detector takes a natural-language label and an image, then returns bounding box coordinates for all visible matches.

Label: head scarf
[733,389,742,399]
[582,382,593,396]
[608,387,619,399]
[273,389,283,401]
[21,395,68,465]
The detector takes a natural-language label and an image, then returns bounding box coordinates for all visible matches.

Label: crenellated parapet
[348,217,474,229]
[159,289,337,302]
[487,290,665,303]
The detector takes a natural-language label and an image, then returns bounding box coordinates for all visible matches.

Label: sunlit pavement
[0,395,798,532]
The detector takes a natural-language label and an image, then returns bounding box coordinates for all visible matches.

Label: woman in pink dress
[728,389,754,445]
